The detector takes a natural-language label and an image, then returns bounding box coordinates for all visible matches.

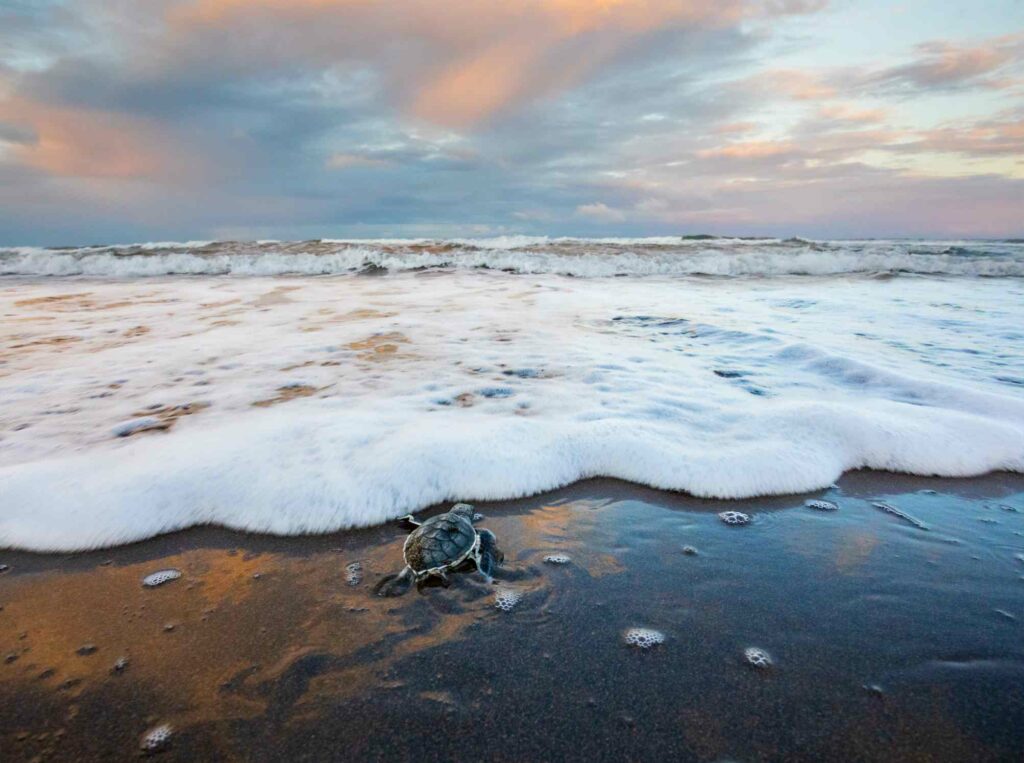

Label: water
[1,238,1022,551]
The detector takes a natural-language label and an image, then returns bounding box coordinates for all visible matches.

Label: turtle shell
[403,512,478,574]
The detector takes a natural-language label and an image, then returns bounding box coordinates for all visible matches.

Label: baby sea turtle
[375,503,503,596]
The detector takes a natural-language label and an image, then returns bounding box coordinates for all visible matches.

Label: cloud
[817,103,886,124]
[697,140,797,159]
[325,152,390,170]
[886,116,1024,158]
[0,96,191,180]
[575,201,627,222]
[167,0,764,127]
[868,33,1024,92]
[738,68,837,100]
[0,1,1021,243]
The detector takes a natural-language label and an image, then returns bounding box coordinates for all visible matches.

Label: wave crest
[2,237,1023,278]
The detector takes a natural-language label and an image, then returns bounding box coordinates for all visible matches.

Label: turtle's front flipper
[398,514,422,527]
[374,567,414,597]
[476,529,503,581]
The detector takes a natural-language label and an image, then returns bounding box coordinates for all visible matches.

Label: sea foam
[1,261,1022,551]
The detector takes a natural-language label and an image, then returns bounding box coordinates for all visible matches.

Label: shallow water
[1,474,1022,761]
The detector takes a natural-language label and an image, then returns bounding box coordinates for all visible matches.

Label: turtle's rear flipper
[398,514,421,527]
[476,529,503,581]
[374,568,413,597]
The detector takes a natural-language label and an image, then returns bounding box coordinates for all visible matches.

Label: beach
[2,472,1023,761]
[5,0,1024,757]
[1,238,1023,760]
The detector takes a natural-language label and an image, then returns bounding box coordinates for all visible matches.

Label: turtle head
[449,503,476,521]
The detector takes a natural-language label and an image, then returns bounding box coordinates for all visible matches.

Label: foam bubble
[142,569,182,588]
[544,554,572,565]
[719,511,751,526]
[744,647,773,669]
[494,588,523,612]
[345,562,363,586]
[623,627,665,649]
[140,724,172,754]
[805,499,838,511]
[682,545,699,555]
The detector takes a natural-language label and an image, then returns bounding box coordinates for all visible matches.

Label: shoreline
[2,469,1024,560]
[2,471,1023,761]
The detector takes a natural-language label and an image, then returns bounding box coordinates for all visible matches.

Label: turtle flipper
[374,567,414,597]
[398,514,422,527]
[475,529,503,581]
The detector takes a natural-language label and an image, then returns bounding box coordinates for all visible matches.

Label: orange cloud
[168,0,780,127]
[893,119,1024,157]
[893,34,1024,87]
[818,103,886,123]
[742,68,836,100]
[0,97,181,180]
[698,140,796,159]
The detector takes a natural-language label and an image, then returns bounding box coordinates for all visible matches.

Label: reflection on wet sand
[2,473,1024,760]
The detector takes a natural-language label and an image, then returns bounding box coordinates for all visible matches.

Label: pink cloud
[167,0,826,127]
[0,97,191,181]
[697,140,797,159]
[817,103,886,124]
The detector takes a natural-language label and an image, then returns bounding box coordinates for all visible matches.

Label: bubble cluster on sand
[744,647,773,669]
[623,627,665,649]
[805,499,838,511]
[718,511,751,526]
[76,644,97,656]
[112,656,129,673]
[494,588,523,612]
[544,554,572,564]
[345,562,363,586]
[142,569,182,587]
[140,724,172,754]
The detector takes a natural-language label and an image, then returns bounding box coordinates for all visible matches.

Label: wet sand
[2,472,1023,762]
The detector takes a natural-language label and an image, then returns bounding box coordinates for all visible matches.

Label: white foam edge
[1,395,1021,551]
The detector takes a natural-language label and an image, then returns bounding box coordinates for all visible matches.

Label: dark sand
[2,472,1024,762]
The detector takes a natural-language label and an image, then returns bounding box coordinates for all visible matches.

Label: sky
[0,0,1022,245]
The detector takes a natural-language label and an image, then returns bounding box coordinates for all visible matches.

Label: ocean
[2,237,1023,550]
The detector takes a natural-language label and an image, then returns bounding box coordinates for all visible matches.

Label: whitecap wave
[1,237,1022,278]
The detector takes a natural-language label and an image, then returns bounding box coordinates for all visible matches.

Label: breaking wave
[2,237,1024,278]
